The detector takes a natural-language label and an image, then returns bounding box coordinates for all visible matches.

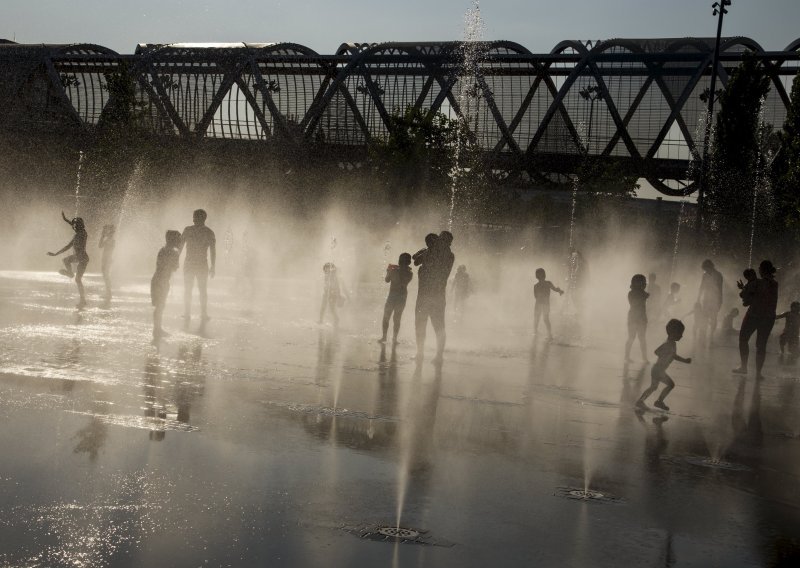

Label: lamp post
[696,0,731,230]
[578,84,604,154]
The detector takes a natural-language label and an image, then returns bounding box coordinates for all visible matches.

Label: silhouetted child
[533,268,564,339]
[381,253,413,344]
[720,308,740,336]
[151,230,182,340]
[776,301,800,358]
[452,265,472,316]
[737,268,758,307]
[636,319,691,412]
[625,274,650,362]
[662,282,681,320]
[319,262,342,325]
[99,224,116,302]
[412,233,439,268]
[47,211,89,309]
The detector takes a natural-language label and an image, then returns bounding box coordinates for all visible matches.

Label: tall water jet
[748,97,774,268]
[448,0,486,230]
[670,112,708,283]
[73,150,85,217]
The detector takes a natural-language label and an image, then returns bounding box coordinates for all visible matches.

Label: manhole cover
[377,526,420,539]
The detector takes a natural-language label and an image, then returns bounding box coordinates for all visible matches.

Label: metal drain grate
[684,456,751,471]
[555,486,621,503]
[377,526,420,539]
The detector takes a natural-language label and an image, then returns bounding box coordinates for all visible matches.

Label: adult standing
[697,259,723,339]
[415,231,455,362]
[733,260,778,379]
[181,209,216,322]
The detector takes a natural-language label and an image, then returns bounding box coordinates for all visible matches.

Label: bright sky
[3,0,799,55]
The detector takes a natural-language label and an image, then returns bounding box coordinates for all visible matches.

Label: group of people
[625,258,796,413]
[48,209,216,340]
[48,211,799,399]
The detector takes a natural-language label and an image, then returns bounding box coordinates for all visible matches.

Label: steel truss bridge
[1,37,799,195]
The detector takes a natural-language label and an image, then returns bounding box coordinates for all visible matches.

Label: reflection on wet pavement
[0,271,798,567]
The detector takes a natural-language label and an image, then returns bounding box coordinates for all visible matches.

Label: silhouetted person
[625,274,649,363]
[734,260,778,379]
[413,233,438,268]
[47,211,89,309]
[662,282,681,320]
[533,267,564,340]
[776,301,800,358]
[151,230,182,341]
[648,272,662,322]
[697,259,723,339]
[737,268,757,305]
[452,265,472,316]
[380,253,413,344]
[415,231,455,362]
[99,224,115,302]
[636,319,691,412]
[181,209,216,321]
[721,308,740,337]
[319,262,342,325]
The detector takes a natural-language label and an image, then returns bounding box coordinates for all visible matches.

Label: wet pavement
[0,270,799,567]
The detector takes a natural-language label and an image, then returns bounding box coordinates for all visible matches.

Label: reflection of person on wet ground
[533,268,564,340]
[662,282,681,320]
[697,259,723,340]
[380,253,413,344]
[636,319,691,412]
[452,265,472,318]
[151,230,182,341]
[720,308,740,337]
[99,224,115,302]
[647,272,662,322]
[776,301,800,360]
[625,274,650,363]
[319,262,342,325]
[415,231,455,362]
[181,209,216,322]
[48,212,89,309]
[734,260,778,379]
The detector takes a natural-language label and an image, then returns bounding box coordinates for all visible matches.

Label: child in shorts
[636,319,692,411]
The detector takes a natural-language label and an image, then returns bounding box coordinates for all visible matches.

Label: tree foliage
[707,56,771,225]
[772,72,800,233]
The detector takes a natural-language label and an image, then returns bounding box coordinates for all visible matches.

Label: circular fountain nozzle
[567,489,605,500]
[377,526,420,539]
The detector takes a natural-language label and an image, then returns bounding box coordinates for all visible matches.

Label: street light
[578,84,604,154]
[696,0,731,230]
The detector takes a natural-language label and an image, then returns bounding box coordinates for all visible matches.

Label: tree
[369,105,457,205]
[706,56,771,227]
[772,72,800,234]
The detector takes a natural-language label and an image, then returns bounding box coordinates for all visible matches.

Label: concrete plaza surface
[0,270,798,567]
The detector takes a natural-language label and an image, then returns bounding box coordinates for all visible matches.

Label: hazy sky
[3,0,799,54]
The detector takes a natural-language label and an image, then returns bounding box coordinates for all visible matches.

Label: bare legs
[625,321,648,362]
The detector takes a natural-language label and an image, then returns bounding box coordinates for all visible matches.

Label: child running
[151,230,182,341]
[776,301,800,358]
[625,274,650,362]
[47,211,89,309]
[99,224,116,302]
[533,268,564,339]
[636,319,691,412]
[380,253,413,344]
